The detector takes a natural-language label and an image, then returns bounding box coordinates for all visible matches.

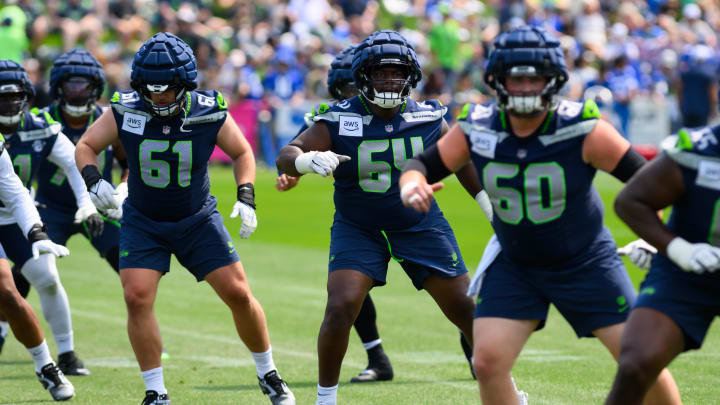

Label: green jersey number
[50,149,107,186]
[12,154,31,186]
[358,137,423,193]
[139,140,192,188]
[483,161,566,224]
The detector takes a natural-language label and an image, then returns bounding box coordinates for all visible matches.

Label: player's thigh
[547,251,636,338]
[329,219,390,286]
[119,267,162,304]
[0,224,33,270]
[391,215,467,290]
[119,211,172,274]
[634,262,720,351]
[474,255,550,326]
[473,317,538,371]
[172,210,240,282]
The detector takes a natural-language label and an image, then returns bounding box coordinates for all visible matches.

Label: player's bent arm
[47,133,94,209]
[217,114,255,186]
[582,119,646,180]
[75,109,119,170]
[276,121,333,177]
[614,154,684,255]
[438,120,484,199]
[0,150,42,235]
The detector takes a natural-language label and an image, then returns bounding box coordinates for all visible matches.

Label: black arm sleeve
[402,144,453,184]
[610,147,647,183]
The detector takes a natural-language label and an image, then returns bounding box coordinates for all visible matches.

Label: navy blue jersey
[110,89,228,221]
[35,102,113,212]
[3,110,60,189]
[458,100,606,266]
[654,126,720,275]
[314,96,447,230]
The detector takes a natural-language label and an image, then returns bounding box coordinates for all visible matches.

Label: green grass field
[2,166,719,404]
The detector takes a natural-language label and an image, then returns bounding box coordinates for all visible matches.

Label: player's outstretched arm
[276,121,349,177]
[48,133,105,237]
[399,122,471,213]
[76,109,121,211]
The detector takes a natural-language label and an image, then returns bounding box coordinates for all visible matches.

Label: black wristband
[407,144,452,184]
[27,224,49,243]
[237,183,256,209]
[118,158,128,170]
[81,165,102,190]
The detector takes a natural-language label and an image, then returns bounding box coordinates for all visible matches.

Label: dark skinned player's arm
[439,119,483,198]
[112,139,129,182]
[614,154,685,255]
[275,121,332,177]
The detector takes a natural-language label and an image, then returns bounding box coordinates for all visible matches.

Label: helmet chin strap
[0,112,21,125]
[62,102,93,118]
[366,90,405,108]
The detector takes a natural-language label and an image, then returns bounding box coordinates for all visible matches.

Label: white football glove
[89,179,119,211]
[617,239,657,270]
[295,151,351,177]
[475,190,493,222]
[666,237,720,274]
[104,182,128,220]
[230,201,257,239]
[31,240,70,260]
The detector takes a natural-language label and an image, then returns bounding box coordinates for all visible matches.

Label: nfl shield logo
[517,148,527,159]
[32,140,44,152]
[162,125,171,135]
[385,124,393,133]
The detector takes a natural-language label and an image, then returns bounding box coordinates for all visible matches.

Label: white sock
[27,340,54,373]
[362,338,381,351]
[250,347,277,378]
[316,384,338,405]
[0,320,8,338]
[141,367,167,395]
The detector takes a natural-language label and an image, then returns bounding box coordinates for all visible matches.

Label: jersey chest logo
[339,116,363,137]
[469,129,498,159]
[122,112,147,135]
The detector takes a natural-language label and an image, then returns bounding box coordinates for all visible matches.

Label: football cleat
[58,350,91,376]
[141,390,170,405]
[37,362,75,401]
[258,370,295,405]
[349,366,394,383]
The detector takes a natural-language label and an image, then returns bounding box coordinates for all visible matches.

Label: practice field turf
[2,166,718,404]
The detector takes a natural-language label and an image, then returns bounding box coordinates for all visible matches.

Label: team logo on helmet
[131,32,198,118]
[352,30,422,109]
[484,26,568,117]
[0,59,34,126]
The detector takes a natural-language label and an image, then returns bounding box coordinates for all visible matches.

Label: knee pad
[20,255,59,290]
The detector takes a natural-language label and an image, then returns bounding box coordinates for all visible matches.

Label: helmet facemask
[0,83,27,126]
[59,76,97,118]
[141,84,186,118]
[361,62,412,109]
[495,65,557,118]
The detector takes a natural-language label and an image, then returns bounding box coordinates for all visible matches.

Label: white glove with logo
[230,201,257,239]
[475,190,493,222]
[31,240,70,260]
[617,239,657,270]
[295,151,351,177]
[104,182,128,220]
[666,237,720,274]
[89,179,119,211]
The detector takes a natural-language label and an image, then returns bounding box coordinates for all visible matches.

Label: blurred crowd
[1,0,719,162]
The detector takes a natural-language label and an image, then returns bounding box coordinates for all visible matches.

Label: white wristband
[666,237,693,269]
[295,152,316,174]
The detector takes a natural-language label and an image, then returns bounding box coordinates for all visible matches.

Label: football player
[0,59,96,377]
[399,26,681,405]
[276,30,479,405]
[75,33,295,405]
